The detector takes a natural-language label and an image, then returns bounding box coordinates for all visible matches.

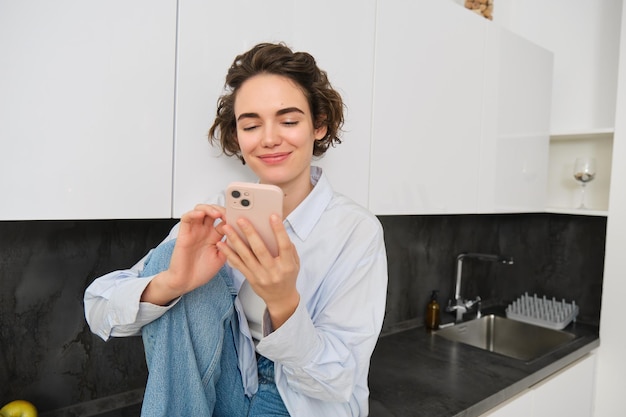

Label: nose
[261,123,281,147]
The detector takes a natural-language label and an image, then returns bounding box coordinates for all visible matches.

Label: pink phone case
[225,182,283,257]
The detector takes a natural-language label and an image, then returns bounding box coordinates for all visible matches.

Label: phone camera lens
[231,190,241,198]
[241,199,250,207]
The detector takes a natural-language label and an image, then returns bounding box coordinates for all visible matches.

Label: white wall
[594,2,626,415]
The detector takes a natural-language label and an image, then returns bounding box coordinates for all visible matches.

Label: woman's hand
[218,214,300,330]
[141,205,227,306]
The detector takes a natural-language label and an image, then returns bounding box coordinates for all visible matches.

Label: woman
[84,42,387,417]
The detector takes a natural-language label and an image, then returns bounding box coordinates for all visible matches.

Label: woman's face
[234,74,327,191]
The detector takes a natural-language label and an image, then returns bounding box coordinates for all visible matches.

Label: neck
[272,167,313,217]
[280,180,313,217]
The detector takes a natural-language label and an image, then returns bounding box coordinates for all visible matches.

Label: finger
[221,223,255,261]
[216,237,251,276]
[181,208,204,222]
[215,238,237,262]
[215,221,227,237]
[187,205,225,236]
[177,208,224,248]
[236,218,274,261]
[270,214,292,254]
[193,204,225,221]
[178,209,206,233]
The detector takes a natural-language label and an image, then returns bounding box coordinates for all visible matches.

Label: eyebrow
[236,107,305,122]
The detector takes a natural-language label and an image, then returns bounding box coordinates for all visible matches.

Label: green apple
[0,400,38,417]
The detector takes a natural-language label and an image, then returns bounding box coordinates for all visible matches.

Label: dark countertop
[38,315,598,417]
[368,316,599,417]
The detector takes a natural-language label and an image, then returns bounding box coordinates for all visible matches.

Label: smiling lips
[258,152,291,164]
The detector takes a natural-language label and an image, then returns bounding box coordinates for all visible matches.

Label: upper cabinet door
[0,1,177,220]
[173,0,376,216]
[369,0,488,215]
[478,26,553,213]
[503,0,622,134]
[291,1,376,211]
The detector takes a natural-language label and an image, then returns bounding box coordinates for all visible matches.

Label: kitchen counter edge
[368,320,599,417]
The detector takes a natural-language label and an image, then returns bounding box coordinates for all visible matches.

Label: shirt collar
[285,166,333,241]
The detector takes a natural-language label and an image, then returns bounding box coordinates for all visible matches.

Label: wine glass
[573,157,596,209]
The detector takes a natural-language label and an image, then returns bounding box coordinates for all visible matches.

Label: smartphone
[225,182,283,257]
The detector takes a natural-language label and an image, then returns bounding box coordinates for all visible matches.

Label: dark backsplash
[378,213,606,333]
[0,219,177,414]
[0,213,606,413]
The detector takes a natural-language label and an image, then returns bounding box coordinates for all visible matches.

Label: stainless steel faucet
[447,252,514,322]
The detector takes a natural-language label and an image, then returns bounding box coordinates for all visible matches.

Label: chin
[250,159,310,187]
[252,165,290,184]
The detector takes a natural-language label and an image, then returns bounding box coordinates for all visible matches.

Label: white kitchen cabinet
[0,0,556,220]
[369,0,488,214]
[532,353,597,417]
[479,353,597,417]
[498,0,622,134]
[172,0,375,216]
[0,0,177,220]
[369,1,552,215]
[494,0,622,217]
[478,25,552,213]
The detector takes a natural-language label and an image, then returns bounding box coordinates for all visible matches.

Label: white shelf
[550,129,614,141]
[545,207,608,217]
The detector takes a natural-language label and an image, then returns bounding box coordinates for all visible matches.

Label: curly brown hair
[208,43,344,164]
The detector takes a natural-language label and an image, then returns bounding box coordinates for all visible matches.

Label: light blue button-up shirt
[84,167,388,417]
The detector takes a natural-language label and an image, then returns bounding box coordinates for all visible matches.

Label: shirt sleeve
[83,224,180,341]
[256,220,388,403]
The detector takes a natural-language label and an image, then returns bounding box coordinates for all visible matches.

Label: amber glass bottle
[425,290,441,330]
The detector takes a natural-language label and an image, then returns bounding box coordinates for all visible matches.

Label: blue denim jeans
[139,239,290,417]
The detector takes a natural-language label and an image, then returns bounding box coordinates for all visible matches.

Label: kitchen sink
[434,314,575,361]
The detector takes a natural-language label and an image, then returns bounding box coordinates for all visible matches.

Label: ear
[314,116,328,140]
[314,125,328,140]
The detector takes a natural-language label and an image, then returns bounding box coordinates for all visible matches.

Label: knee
[140,239,177,277]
